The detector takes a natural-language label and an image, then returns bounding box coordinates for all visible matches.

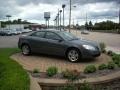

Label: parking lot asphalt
[0,35,20,48]
[0,30,120,53]
[72,30,120,53]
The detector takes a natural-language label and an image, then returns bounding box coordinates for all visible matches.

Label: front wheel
[21,44,31,55]
[67,49,81,62]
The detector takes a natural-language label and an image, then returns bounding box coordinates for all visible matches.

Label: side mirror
[58,39,63,42]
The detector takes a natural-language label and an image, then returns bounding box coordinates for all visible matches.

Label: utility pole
[58,9,59,30]
[119,5,120,32]
[54,19,56,29]
[62,4,66,30]
[60,10,62,31]
[69,0,71,32]
[85,13,88,30]
[56,16,58,30]
[119,4,120,26]
[6,15,11,30]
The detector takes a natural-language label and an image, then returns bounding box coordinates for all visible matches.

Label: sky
[0,0,120,25]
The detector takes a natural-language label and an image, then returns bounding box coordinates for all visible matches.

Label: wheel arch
[20,43,30,49]
[65,47,82,57]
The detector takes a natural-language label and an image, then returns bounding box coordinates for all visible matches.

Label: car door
[44,31,66,56]
[29,31,47,53]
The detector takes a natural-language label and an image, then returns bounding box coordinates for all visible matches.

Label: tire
[21,44,31,55]
[67,49,81,62]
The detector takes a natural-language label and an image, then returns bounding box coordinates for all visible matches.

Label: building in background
[0,21,1,29]
[4,24,46,30]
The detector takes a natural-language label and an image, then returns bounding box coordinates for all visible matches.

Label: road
[0,31,120,53]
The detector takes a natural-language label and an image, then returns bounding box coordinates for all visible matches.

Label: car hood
[70,38,99,47]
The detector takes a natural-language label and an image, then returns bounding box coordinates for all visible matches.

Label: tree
[88,21,93,30]
[13,20,18,24]
[85,22,88,30]
[17,19,22,24]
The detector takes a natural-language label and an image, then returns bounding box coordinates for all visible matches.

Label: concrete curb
[37,70,120,86]
[30,75,42,90]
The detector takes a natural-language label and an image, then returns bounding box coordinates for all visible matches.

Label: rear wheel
[21,44,31,55]
[67,49,81,62]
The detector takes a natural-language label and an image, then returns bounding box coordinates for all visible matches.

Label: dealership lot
[74,30,120,53]
[0,30,120,52]
[0,35,20,48]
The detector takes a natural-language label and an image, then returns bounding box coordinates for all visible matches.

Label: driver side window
[45,32,61,40]
[30,31,45,38]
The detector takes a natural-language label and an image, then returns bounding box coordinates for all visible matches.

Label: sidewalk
[30,75,42,90]
[106,46,120,54]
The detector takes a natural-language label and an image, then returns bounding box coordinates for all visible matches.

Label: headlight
[83,45,96,51]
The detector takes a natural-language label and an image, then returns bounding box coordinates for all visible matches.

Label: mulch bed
[29,67,120,79]
[29,67,120,90]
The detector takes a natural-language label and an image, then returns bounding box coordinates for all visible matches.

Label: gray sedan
[18,30,101,62]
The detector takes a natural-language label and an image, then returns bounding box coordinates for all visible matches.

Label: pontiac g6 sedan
[18,30,101,62]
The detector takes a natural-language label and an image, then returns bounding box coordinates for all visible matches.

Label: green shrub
[80,82,93,90]
[98,64,107,70]
[117,62,120,67]
[99,42,106,53]
[112,54,120,64]
[58,85,77,90]
[62,69,79,81]
[33,68,40,73]
[46,66,58,77]
[107,50,113,56]
[107,61,116,69]
[110,52,116,56]
[84,65,96,73]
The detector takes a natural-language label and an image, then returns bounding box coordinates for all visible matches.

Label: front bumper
[81,49,101,59]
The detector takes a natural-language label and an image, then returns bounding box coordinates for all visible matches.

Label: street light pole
[69,0,72,33]
[53,19,55,28]
[6,15,11,30]
[62,4,66,30]
[56,16,58,30]
[118,1,120,33]
[60,10,62,31]
[119,4,120,26]
[58,9,60,30]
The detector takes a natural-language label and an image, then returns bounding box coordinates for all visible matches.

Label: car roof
[38,29,65,33]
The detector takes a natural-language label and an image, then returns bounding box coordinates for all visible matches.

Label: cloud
[15,0,120,6]
[0,0,119,25]
[72,0,119,5]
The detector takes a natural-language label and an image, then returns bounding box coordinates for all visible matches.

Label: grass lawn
[0,48,30,90]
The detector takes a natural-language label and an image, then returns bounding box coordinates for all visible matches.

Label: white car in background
[22,29,32,33]
[16,29,22,34]
[81,30,89,34]
[11,29,19,35]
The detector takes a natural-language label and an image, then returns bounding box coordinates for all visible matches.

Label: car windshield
[59,31,78,41]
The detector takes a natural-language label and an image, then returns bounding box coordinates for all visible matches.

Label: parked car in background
[0,30,12,36]
[81,30,89,34]
[18,30,101,62]
[16,29,22,34]
[21,29,32,33]
[11,29,19,35]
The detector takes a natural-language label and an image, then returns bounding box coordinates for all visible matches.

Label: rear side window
[30,31,45,38]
